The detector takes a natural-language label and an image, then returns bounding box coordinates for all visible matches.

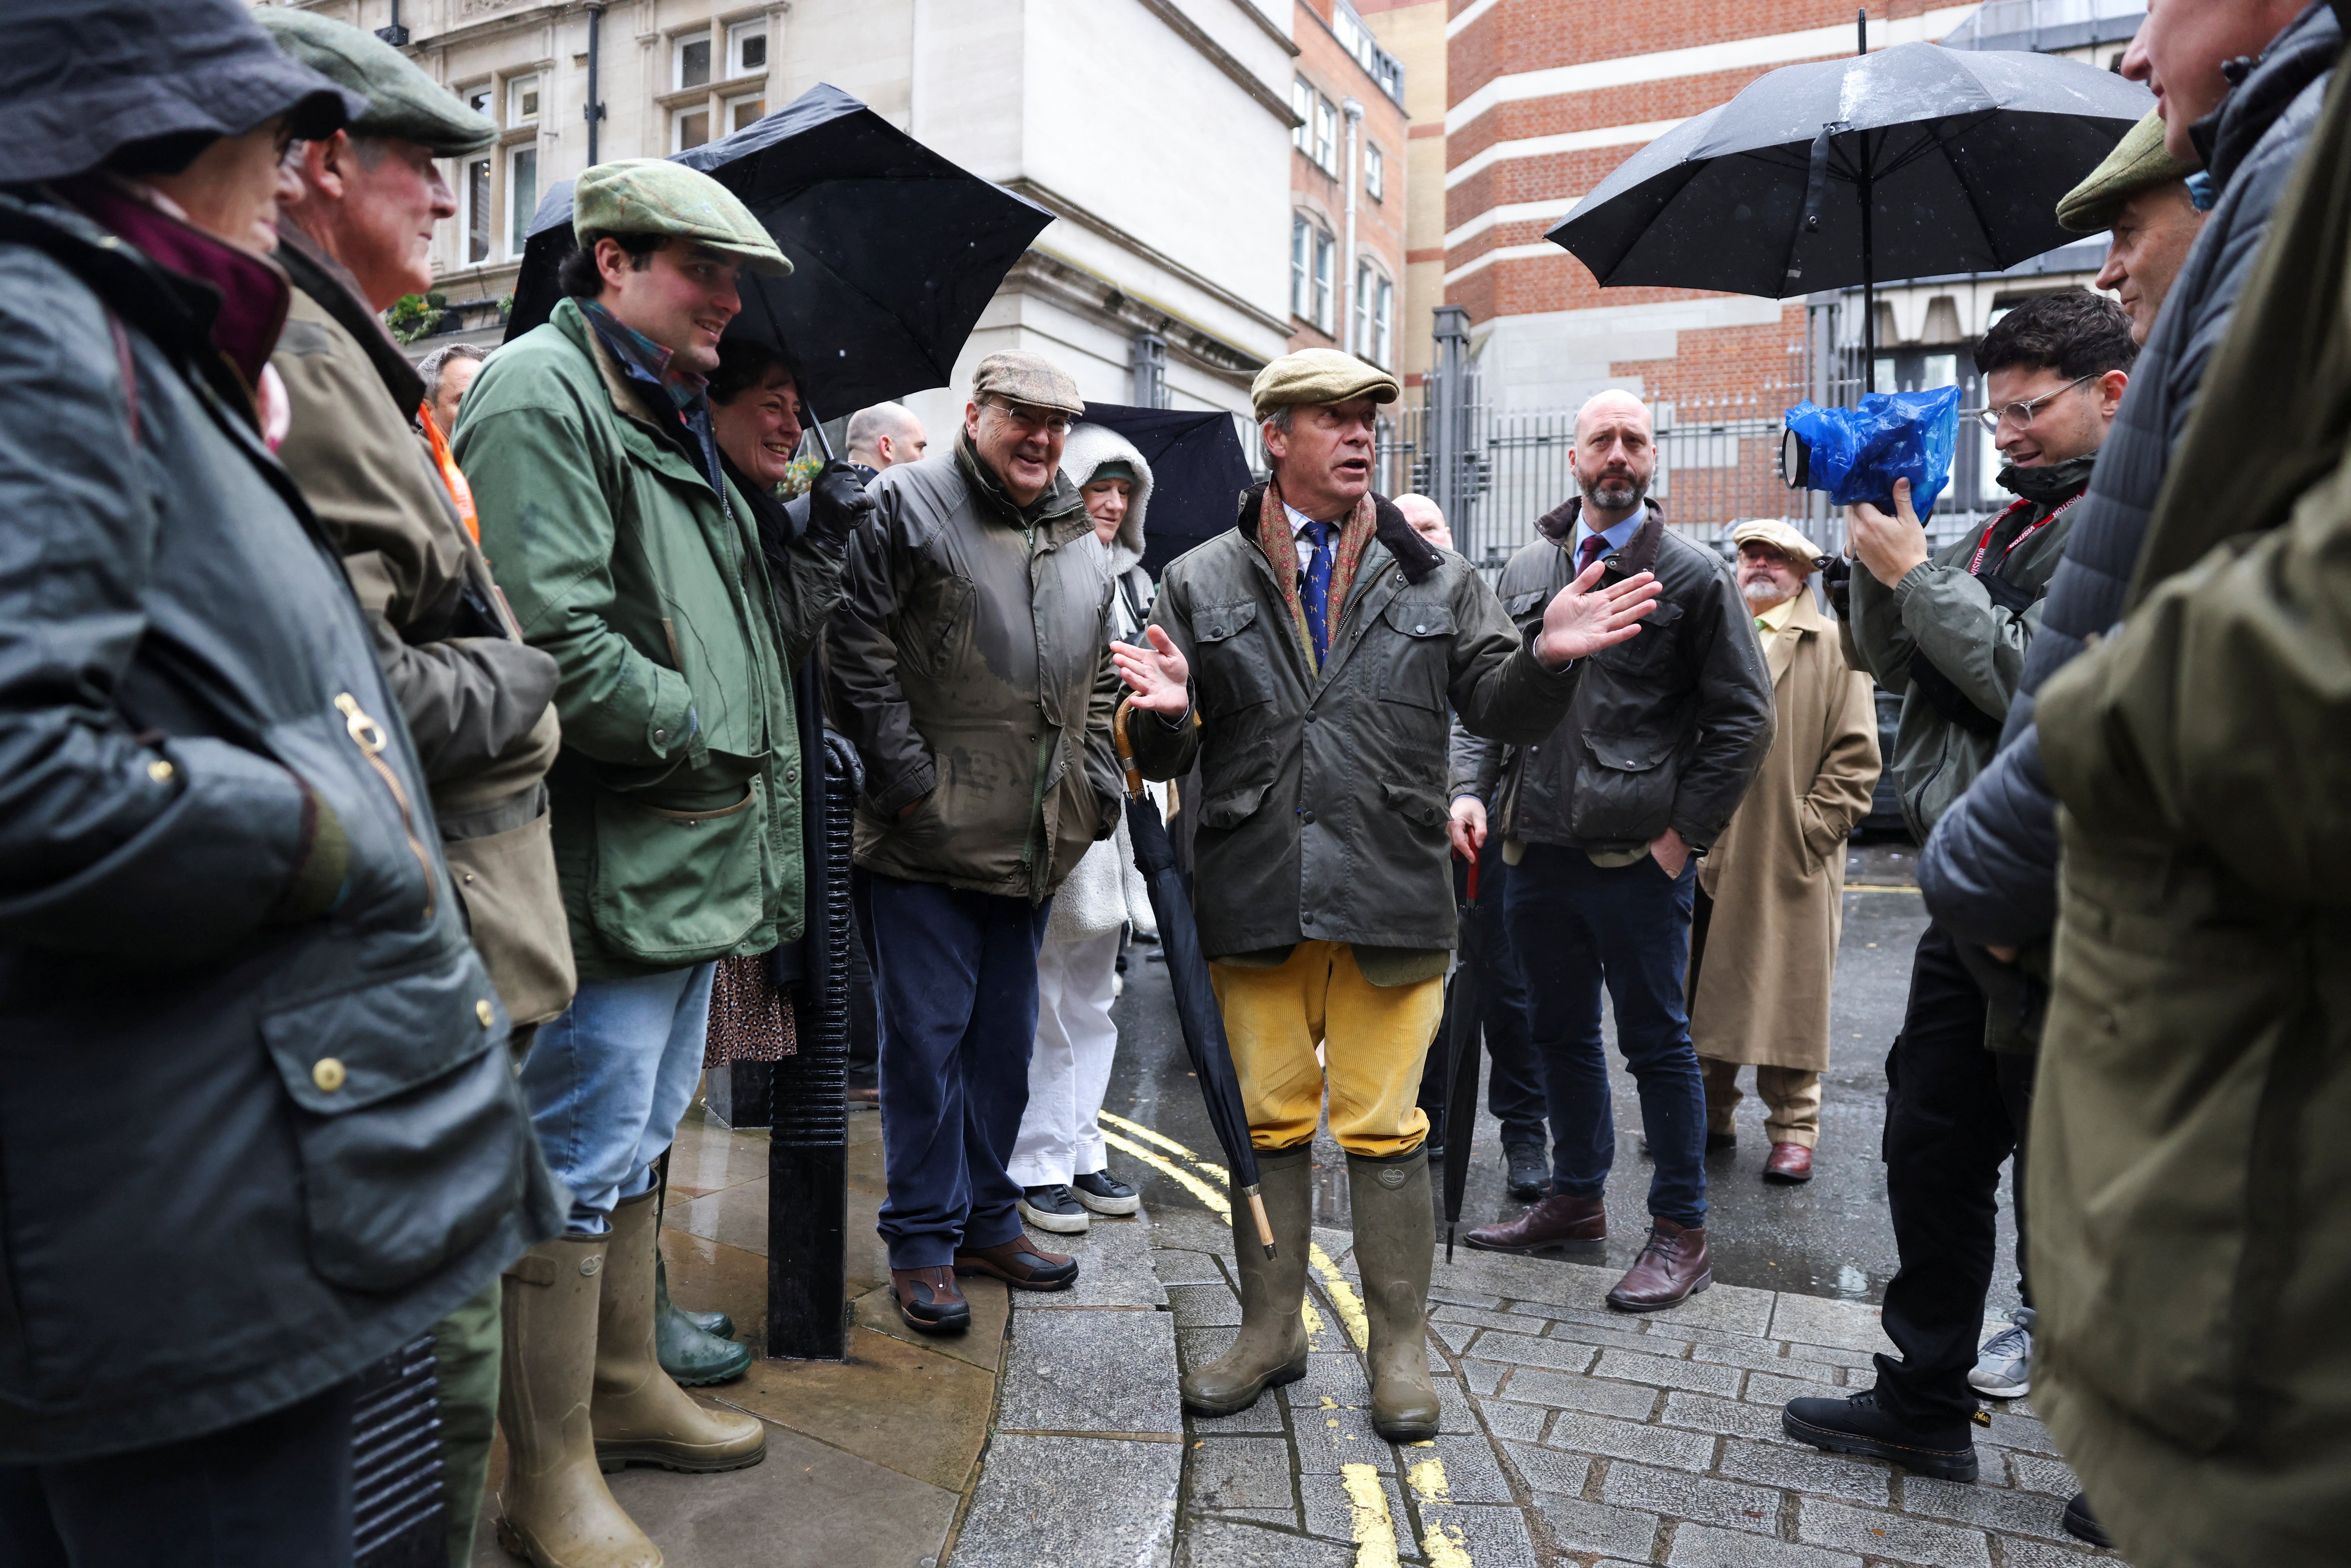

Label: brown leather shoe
[892,1266,971,1334]
[1764,1142,1814,1183]
[1605,1218,1711,1312]
[1462,1193,1606,1255]
[953,1234,1078,1291]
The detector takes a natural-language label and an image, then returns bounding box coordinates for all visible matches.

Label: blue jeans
[521,963,717,1234]
[858,871,1051,1271]
[1506,843,1706,1228]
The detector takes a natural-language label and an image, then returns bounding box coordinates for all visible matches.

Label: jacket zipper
[335,693,436,922]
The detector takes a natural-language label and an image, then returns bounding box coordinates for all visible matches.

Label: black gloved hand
[804,459,877,555]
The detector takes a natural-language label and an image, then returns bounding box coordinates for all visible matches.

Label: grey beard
[1742,578,1795,612]
[1581,473,1646,513]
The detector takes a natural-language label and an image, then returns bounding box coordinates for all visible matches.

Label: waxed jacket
[1450,500,1773,856]
[459,300,839,983]
[826,436,1122,902]
[0,186,561,1461]
[1128,485,1579,961]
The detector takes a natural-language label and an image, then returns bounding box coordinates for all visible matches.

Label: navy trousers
[859,870,1052,1271]
[1419,841,1549,1148]
[1506,843,1707,1228]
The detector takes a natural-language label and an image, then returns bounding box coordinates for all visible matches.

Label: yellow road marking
[1101,1129,1229,1215]
[1340,1463,1400,1568]
[1407,1458,1474,1567]
[1099,1110,1201,1160]
[1310,1244,1370,1351]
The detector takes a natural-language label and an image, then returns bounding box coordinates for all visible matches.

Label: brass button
[146,759,175,784]
[312,1057,346,1093]
[476,999,496,1028]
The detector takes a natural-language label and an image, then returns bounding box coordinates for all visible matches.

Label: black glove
[1816,553,1853,621]
[803,459,877,556]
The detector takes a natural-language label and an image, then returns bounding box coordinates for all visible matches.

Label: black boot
[1502,1142,1547,1200]
[2061,1493,2113,1548]
[1782,1391,1977,1481]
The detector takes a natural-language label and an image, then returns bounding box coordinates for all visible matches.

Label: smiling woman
[708,337,804,487]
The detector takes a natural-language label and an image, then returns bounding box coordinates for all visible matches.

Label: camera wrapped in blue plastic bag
[1779,386,1960,516]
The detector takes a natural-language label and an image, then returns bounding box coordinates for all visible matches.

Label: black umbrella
[1547,22,2149,389]
[1072,403,1256,577]
[1112,710,1276,1260]
[1438,855,1485,1263]
[505,82,1054,438]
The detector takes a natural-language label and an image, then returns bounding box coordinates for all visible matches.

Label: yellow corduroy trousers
[1208,940,1446,1159]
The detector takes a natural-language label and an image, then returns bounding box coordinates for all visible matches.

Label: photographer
[1784,288,2132,1483]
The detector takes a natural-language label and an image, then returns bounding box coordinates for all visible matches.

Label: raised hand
[1534,561,1663,669]
[1111,625,1192,714]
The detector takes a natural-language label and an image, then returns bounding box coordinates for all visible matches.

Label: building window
[675,31,712,90]
[726,95,765,134]
[673,107,711,152]
[1312,228,1335,334]
[1291,215,1311,318]
[1373,275,1394,367]
[464,154,490,264]
[1352,264,1395,365]
[507,144,538,258]
[1364,142,1384,202]
[1312,96,1339,176]
[728,21,768,78]
[506,74,539,129]
[1291,78,1312,154]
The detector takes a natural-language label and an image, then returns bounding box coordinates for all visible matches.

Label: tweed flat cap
[1732,518,1829,568]
[2058,109,2200,234]
[972,351,1085,416]
[1251,348,1400,420]
[257,7,493,156]
[573,160,790,275]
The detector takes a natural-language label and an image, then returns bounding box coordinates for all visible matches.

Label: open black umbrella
[1438,855,1486,1264]
[1547,24,2148,388]
[1112,710,1276,1260]
[1072,403,1255,577]
[506,82,1053,433]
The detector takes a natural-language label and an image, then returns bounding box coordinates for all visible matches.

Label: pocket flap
[1194,600,1259,643]
[1503,589,1546,619]
[262,958,509,1115]
[1199,782,1270,829]
[1584,733,1672,773]
[1383,600,1456,638]
[1380,779,1445,827]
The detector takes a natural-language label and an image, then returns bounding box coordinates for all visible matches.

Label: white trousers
[1007,930,1122,1188]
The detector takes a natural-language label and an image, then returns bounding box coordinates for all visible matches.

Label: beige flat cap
[972,351,1084,416]
[1251,348,1400,421]
[1732,518,1828,568]
[2057,108,2200,234]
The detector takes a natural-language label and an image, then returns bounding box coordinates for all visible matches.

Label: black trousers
[0,1379,358,1568]
[1418,839,1549,1148]
[1874,921,2035,1423]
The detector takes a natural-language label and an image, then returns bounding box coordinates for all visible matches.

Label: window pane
[508,148,536,257]
[1376,279,1393,367]
[730,98,765,132]
[467,88,491,117]
[1313,232,1334,333]
[735,29,767,73]
[675,109,710,152]
[466,158,489,264]
[679,36,711,89]
[1292,80,1311,152]
[1291,216,1309,319]
[1924,352,1958,389]
[1353,262,1371,354]
[507,75,538,127]
[1315,100,1336,173]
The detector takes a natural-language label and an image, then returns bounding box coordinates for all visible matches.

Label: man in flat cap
[1111,348,1663,1439]
[1686,521,1878,1186]
[458,160,861,1566]
[259,13,576,1563]
[2063,107,2206,345]
[828,350,1124,1335]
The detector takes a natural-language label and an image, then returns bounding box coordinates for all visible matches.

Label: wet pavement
[1103,839,2023,1315]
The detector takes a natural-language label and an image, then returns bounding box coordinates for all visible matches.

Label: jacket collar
[1765,585,1828,686]
[2192,0,2340,188]
[1233,480,1442,585]
[1537,495,1668,577]
[273,218,424,415]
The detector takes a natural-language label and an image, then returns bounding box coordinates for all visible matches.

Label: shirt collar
[580,300,709,412]
[1753,592,1801,633]
[1282,500,1336,538]
[1572,511,1643,558]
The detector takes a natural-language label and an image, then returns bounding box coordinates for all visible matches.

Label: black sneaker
[1503,1142,1548,1200]
[1016,1184,1090,1235]
[1070,1170,1140,1216]
[2061,1493,2113,1548]
[1782,1392,1978,1481]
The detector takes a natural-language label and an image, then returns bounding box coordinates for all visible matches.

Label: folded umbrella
[1439,855,1485,1264]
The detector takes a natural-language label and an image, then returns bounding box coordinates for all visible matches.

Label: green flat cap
[971,351,1084,415]
[255,7,493,156]
[1251,348,1399,420]
[574,159,791,276]
[2058,108,2201,233]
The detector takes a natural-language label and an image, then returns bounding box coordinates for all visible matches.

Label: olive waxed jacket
[1128,485,1578,964]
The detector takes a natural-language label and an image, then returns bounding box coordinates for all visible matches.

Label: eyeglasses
[1975,374,2096,432]
[983,398,1074,437]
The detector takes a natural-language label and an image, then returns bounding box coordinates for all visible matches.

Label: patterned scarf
[1257,482,1377,678]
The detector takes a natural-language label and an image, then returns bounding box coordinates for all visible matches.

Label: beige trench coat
[1690,590,1880,1069]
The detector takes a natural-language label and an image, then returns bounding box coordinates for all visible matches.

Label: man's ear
[305,131,351,202]
[2097,368,2129,417]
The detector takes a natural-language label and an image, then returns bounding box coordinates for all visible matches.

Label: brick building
[1286,0,1413,376]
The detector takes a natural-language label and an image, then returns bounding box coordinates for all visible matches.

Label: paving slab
[850,1276,1012,1372]
[1717,1437,1893,1506]
[715,1326,998,1494]
[1022,1213,1166,1307]
[1179,1519,1354,1568]
[998,1307,1182,1435]
[2004,1452,2083,1498]
[1498,1437,1591,1499]
[1468,1325,1601,1373]
[1994,1535,2118,1567]
[1290,1399,1395,1474]
[1479,1399,1546,1441]
[1661,1390,1801,1445]
[1766,1292,1895,1354]
[1493,1365,1659,1421]
[1298,1466,1411,1556]
[1665,1521,1863,1568]
[1542,1409,1714,1472]
[1169,1281,1246,1329]
[1601,1460,1782,1534]
[1899,1475,2076,1542]
[1797,1498,1993,1568]
[1535,1493,1663,1559]
[1191,1436,1300,1515]
[1637,1279,1778,1337]
[954,1434,1180,1568]
[1593,1347,1741,1397]
[1415,1500,1537,1568]
[1397,1434,1512,1504]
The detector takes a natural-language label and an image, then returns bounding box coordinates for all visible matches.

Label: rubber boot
[657,1250,734,1339]
[1180,1144,1314,1417]
[652,1249,750,1386]
[1346,1148,1441,1443]
[592,1191,767,1474]
[494,1233,662,1568]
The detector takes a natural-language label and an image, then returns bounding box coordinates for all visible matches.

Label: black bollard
[765,730,859,1359]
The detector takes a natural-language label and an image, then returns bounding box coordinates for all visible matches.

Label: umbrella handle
[1111,701,1144,800]
[1465,854,1480,904]
[1239,1184,1278,1260]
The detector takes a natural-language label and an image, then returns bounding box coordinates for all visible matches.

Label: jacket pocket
[260,951,523,1293]
[1198,779,1271,831]
[447,809,577,1028]
[1568,731,1677,844]
[1378,599,1456,712]
[589,779,768,965]
[1380,779,1446,831]
[1191,599,1275,716]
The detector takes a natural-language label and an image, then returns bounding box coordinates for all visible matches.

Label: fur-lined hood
[1059,421,1152,571]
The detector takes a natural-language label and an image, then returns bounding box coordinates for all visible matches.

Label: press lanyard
[1967,491,2079,578]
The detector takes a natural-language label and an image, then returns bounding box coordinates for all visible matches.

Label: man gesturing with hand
[1112,349,1658,1446]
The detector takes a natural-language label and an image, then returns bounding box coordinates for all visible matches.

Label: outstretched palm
[1536,562,1663,668]
[1112,625,1192,713]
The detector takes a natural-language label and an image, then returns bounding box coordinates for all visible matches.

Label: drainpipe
[1341,97,1363,353]
[375,0,408,47]
[584,3,608,165]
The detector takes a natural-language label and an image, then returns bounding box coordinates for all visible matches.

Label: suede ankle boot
[1346,1148,1441,1443]
[494,1233,662,1568]
[592,1191,766,1474]
[1180,1145,1313,1418]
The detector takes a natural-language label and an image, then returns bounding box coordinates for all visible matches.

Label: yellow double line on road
[1098,1111,1477,1566]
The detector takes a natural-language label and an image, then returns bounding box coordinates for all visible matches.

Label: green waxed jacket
[456,299,839,981]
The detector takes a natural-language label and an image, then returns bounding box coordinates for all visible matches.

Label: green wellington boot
[1347,1148,1442,1443]
[653,1249,746,1385]
[1179,1144,1314,1418]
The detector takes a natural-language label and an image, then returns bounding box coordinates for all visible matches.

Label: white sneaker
[1968,1307,2033,1399]
[1017,1184,1091,1235]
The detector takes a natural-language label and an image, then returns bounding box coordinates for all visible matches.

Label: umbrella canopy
[1549,43,2150,299]
[505,82,1053,419]
[1071,402,1256,577]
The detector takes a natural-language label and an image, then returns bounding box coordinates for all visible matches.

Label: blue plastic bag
[1781,386,1960,516]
